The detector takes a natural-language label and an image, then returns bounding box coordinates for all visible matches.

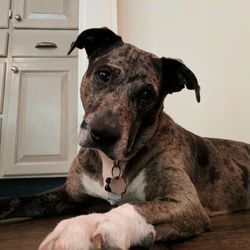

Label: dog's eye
[98,70,111,82]
[140,85,156,100]
[141,89,152,99]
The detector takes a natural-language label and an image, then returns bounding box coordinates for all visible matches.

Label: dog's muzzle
[89,117,121,147]
[79,110,123,158]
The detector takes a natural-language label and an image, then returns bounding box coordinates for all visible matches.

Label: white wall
[118,0,250,143]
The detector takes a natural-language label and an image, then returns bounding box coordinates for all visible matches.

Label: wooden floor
[0,211,250,250]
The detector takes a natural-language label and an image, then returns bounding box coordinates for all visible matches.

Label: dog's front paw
[39,204,155,250]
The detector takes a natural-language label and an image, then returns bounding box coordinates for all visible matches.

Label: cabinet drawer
[12,30,78,57]
[0,32,8,57]
[0,63,6,113]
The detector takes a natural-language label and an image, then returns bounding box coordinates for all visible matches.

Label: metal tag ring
[111,161,122,177]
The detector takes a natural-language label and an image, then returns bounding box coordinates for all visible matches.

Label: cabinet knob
[14,14,22,21]
[11,66,19,73]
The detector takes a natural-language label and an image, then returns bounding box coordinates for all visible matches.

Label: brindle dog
[1,28,250,250]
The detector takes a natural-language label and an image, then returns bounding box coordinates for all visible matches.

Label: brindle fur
[1,28,250,244]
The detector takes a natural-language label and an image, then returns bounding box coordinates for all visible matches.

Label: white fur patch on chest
[81,152,147,204]
[123,169,146,202]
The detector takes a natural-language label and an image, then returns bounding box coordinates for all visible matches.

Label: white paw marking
[39,204,155,250]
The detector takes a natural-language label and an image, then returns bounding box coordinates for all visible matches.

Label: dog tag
[109,177,126,195]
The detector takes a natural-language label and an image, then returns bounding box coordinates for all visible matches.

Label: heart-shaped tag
[109,177,126,195]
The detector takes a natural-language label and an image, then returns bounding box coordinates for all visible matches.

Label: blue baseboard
[0,178,66,198]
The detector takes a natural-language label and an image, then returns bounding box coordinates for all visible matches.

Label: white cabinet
[0,0,79,178]
[0,0,10,28]
[12,0,79,29]
[2,59,77,176]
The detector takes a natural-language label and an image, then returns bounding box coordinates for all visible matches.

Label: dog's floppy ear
[67,27,122,57]
[161,57,201,102]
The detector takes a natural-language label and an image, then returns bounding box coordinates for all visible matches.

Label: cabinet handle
[35,42,57,49]
[11,66,19,73]
[14,14,22,21]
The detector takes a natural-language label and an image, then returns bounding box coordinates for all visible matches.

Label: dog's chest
[81,153,146,204]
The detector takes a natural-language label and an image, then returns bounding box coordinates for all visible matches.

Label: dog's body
[1,28,250,250]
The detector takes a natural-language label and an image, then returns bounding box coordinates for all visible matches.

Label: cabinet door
[2,58,78,177]
[0,0,10,28]
[12,0,79,29]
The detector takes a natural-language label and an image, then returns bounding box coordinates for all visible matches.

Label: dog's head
[69,28,200,160]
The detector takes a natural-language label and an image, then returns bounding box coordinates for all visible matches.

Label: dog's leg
[0,184,109,220]
[132,169,211,242]
[0,185,76,219]
[134,198,211,242]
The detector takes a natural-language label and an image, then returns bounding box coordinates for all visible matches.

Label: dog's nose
[89,119,121,147]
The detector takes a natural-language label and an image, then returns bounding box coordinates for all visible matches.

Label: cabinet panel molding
[13,0,79,29]
[0,62,6,114]
[0,32,9,57]
[16,71,68,163]
[0,0,10,28]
